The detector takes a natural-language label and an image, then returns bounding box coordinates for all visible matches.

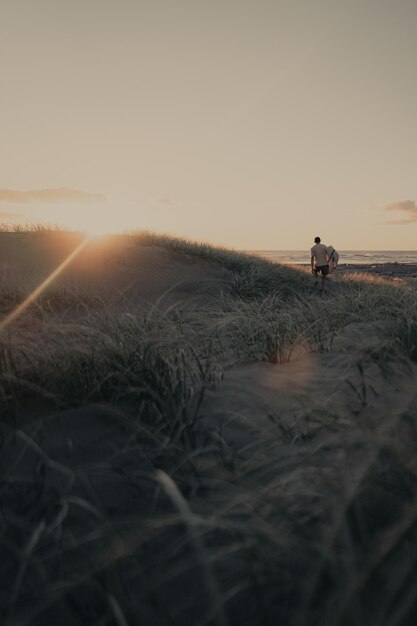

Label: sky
[1,0,417,249]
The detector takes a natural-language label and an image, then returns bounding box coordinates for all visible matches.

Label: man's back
[311,243,328,267]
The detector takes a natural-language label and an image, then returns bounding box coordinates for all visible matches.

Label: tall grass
[0,222,72,233]
[2,229,417,625]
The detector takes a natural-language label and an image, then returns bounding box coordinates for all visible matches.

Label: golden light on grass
[0,235,91,333]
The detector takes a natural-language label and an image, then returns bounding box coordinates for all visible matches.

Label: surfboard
[327,246,339,273]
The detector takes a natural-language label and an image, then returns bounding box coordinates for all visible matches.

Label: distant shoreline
[251,250,417,266]
[299,262,417,280]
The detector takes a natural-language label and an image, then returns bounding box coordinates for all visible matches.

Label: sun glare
[60,210,125,237]
[20,200,145,238]
[80,222,116,237]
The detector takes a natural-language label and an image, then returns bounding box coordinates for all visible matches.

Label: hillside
[1,231,417,626]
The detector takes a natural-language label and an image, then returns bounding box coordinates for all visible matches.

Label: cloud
[383,200,417,224]
[0,188,108,204]
[0,211,23,221]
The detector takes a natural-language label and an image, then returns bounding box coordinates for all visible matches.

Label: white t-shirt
[310,243,328,267]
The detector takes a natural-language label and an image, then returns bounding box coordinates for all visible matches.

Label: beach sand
[336,261,417,280]
[299,261,417,282]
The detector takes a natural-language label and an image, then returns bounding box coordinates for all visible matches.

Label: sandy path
[200,321,417,460]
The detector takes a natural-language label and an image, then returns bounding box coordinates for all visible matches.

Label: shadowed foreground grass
[1,229,417,625]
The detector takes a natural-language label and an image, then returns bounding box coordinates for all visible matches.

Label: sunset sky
[1,0,416,249]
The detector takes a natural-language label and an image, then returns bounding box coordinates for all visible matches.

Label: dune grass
[0,222,71,233]
[1,229,417,625]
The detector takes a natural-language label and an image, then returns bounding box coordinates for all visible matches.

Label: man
[310,236,329,292]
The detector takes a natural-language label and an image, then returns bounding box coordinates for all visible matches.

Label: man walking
[310,236,330,293]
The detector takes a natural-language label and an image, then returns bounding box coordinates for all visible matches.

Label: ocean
[251,251,417,265]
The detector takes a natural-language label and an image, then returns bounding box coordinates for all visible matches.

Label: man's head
[314,236,321,243]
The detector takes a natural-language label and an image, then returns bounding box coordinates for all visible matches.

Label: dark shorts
[313,264,329,276]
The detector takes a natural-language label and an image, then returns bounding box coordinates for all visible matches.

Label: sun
[61,211,124,237]
[49,200,141,237]
[80,222,116,237]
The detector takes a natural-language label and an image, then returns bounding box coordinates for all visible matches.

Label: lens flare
[0,235,91,333]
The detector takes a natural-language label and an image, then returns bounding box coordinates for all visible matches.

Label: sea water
[250,251,417,265]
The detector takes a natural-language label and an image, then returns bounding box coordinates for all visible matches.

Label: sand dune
[0,232,229,314]
[1,232,417,625]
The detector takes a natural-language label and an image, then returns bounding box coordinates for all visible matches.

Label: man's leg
[318,266,329,293]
